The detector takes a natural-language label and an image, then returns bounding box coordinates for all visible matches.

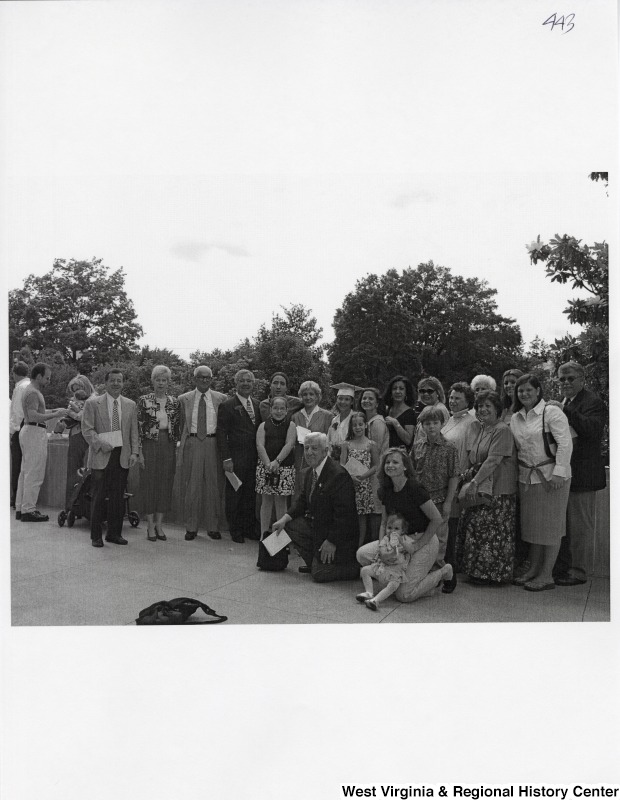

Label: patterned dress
[346,446,374,515]
[255,418,296,496]
[456,422,517,583]
[369,531,411,584]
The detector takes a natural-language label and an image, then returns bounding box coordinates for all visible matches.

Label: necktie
[246,398,255,424]
[197,393,207,440]
[112,399,120,431]
[309,469,318,499]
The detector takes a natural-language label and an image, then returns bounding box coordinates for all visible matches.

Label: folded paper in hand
[296,426,311,444]
[261,529,291,556]
[98,430,123,448]
[344,458,367,477]
[225,472,242,491]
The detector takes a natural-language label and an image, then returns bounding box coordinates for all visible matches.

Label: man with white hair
[217,368,262,543]
[178,365,228,541]
[272,432,360,582]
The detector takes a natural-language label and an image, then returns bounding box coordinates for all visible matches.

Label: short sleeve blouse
[467,421,517,495]
[379,480,432,534]
[388,407,418,448]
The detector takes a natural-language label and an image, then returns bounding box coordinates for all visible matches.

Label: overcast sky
[1,1,616,365]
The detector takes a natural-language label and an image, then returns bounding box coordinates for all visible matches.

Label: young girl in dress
[340,411,379,547]
[256,396,297,535]
[357,513,421,610]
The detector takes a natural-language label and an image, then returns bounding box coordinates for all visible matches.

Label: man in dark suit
[216,368,261,543]
[81,369,139,548]
[550,361,607,585]
[272,432,360,583]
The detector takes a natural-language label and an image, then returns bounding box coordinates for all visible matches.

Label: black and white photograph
[1,1,618,798]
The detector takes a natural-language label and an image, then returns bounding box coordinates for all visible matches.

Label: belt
[27,422,47,429]
[518,458,555,484]
[189,433,216,438]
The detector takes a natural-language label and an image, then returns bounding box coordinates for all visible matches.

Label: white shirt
[191,389,216,434]
[236,393,255,419]
[327,411,352,449]
[510,399,572,484]
[442,409,479,471]
[10,378,30,433]
[313,456,329,480]
[105,392,122,432]
[299,406,320,427]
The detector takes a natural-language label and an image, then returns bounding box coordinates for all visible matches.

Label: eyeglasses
[419,389,437,395]
[558,376,576,383]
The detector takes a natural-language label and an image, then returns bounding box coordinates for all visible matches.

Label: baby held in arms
[356,513,423,610]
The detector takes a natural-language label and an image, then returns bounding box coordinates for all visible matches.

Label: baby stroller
[57,468,140,529]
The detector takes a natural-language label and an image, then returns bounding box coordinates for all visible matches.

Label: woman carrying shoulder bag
[510,374,572,592]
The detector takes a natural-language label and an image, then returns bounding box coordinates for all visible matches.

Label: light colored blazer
[178,388,228,463]
[81,393,139,470]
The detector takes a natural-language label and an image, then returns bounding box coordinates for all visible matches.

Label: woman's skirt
[256,462,295,496]
[518,479,571,545]
[140,436,176,514]
[457,494,516,582]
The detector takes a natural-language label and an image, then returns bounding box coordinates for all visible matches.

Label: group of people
[10,358,607,609]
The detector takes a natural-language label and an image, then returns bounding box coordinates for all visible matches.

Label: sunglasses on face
[419,389,436,395]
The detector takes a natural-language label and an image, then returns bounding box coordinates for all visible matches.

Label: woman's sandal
[512,575,530,586]
[155,527,167,541]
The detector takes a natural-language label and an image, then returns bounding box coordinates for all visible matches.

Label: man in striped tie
[81,369,139,548]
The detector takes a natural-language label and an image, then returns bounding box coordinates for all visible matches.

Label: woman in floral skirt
[457,390,518,585]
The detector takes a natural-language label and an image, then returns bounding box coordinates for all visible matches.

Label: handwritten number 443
[543,13,575,33]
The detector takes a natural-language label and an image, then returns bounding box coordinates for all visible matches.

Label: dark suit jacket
[563,388,607,491]
[288,457,360,563]
[216,394,261,469]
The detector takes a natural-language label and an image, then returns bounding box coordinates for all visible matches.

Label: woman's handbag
[136,597,227,625]
[541,405,557,458]
[256,534,290,571]
[457,480,492,510]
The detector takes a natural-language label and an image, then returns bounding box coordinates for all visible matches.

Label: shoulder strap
[541,405,555,459]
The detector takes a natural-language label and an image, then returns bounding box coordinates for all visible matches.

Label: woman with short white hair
[136,364,181,541]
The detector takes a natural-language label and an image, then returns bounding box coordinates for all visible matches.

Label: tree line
[8,175,608,410]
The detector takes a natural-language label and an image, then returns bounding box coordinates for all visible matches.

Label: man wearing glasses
[548,361,607,586]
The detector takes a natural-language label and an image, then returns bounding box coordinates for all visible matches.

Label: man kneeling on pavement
[272,432,360,582]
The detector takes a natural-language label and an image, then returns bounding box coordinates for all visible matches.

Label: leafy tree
[255,304,324,350]
[328,263,523,389]
[9,258,144,364]
[527,176,609,435]
[527,235,608,326]
[253,331,331,398]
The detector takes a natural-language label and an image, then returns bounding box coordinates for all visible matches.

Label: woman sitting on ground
[356,447,450,603]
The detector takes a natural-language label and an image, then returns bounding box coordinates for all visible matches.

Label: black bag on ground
[256,534,289,571]
[135,597,227,625]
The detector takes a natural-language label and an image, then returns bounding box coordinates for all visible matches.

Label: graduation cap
[330,382,364,398]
